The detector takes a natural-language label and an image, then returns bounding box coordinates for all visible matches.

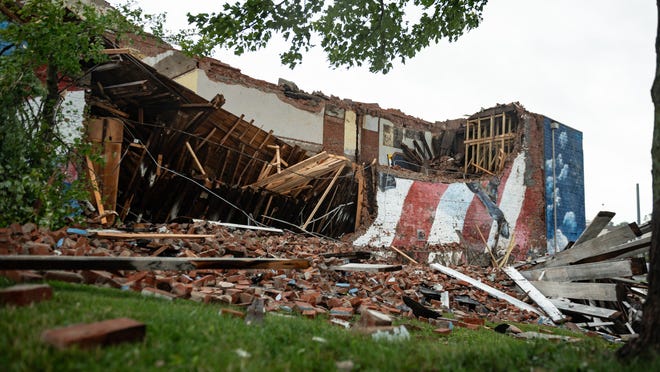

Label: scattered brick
[0,283,52,306]
[141,287,176,301]
[433,327,452,335]
[330,307,354,320]
[359,309,393,327]
[44,271,84,283]
[41,317,146,349]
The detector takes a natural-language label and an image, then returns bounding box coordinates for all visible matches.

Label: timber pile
[514,212,651,340]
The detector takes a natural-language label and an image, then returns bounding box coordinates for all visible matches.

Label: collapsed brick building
[120,34,586,261]
[2,1,586,262]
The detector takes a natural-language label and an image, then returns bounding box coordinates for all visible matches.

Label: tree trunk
[40,60,60,145]
[618,0,660,359]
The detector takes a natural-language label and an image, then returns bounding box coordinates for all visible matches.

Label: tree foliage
[178,0,487,73]
[0,0,140,228]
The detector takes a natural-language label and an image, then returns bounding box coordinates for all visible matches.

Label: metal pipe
[550,122,559,254]
[636,183,641,225]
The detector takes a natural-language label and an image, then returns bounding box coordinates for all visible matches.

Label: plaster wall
[191,69,325,146]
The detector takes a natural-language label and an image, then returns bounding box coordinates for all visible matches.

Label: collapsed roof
[86,50,360,237]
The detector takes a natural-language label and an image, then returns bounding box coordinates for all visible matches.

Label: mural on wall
[543,118,586,254]
[354,152,533,259]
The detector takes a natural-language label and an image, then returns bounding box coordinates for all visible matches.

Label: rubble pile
[0,222,540,327]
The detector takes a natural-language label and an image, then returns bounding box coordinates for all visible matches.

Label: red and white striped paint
[354,153,537,257]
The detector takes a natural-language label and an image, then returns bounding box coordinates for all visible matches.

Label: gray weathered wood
[529,281,619,302]
[521,258,646,282]
[573,211,615,246]
[329,263,402,273]
[536,223,642,268]
[0,256,310,271]
[503,267,566,323]
[549,299,621,319]
[578,235,651,264]
[430,263,543,316]
[575,321,615,328]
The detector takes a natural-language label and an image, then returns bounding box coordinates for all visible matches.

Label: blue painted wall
[543,117,586,253]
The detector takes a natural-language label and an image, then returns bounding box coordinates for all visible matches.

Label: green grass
[0,278,658,371]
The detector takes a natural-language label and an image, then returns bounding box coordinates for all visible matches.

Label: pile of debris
[1,211,651,342]
[514,212,651,340]
[1,222,540,326]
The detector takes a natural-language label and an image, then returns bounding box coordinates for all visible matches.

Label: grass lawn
[1,278,657,371]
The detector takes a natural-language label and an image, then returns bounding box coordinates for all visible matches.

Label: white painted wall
[193,70,325,145]
[344,110,357,158]
[353,178,414,247]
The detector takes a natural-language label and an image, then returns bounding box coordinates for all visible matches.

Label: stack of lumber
[248,151,349,196]
[514,212,650,338]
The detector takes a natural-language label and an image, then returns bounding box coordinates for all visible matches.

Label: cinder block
[0,283,52,306]
[41,317,146,349]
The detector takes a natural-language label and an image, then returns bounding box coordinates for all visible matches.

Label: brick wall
[360,126,379,164]
[323,106,345,156]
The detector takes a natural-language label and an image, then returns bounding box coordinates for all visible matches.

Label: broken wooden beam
[0,256,311,271]
[521,257,647,282]
[91,232,216,240]
[535,223,643,268]
[192,219,283,233]
[528,281,620,302]
[573,211,616,246]
[329,264,403,273]
[503,266,566,323]
[548,298,621,319]
[85,156,107,226]
[430,263,543,317]
[578,235,651,264]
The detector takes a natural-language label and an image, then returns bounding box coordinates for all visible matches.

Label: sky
[114,0,657,225]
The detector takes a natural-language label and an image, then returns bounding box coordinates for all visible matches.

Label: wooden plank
[529,281,620,302]
[89,100,129,118]
[548,299,621,319]
[92,232,216,239]
[503,267,566,323]
[536,223,643,268]
[192,219,283,233]
[300,165,344,230]
[185,141,206,176]
[195,127,217,152]
[430,263,543,316]
[219,114,244,146]
[521,258,646,282]
[575,321,615,328]
[0,256,310,271]
[354,164,364,231]
[250,152,330,188]
[85,156,107,225]
[573,211,616,246]
[579,235,651,264]
[329,263,403,273]
[390,246,419,264]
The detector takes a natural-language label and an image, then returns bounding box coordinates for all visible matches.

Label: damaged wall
[543,118,586,253]
[355,109,556,259]
[111,30,583,254]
